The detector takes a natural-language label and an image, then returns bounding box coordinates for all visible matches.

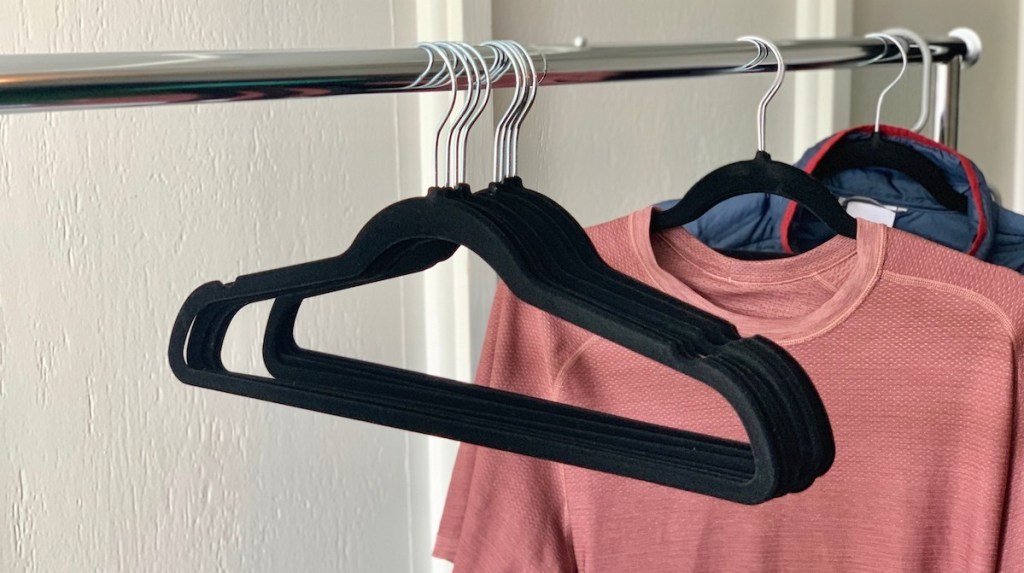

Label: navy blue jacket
[660,125,1024,272]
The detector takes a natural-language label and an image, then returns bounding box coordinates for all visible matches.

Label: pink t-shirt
[435,208,1024,572]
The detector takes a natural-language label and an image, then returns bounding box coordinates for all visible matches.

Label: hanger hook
[481,42,508,181]
[738,38,768,72]
[436,42,471,186]
[866,32,909,133]
[454,42,493,185]
[494,40,531,180]
[882,27,931,133]
[499,41,526,180]
[404,45,436,91]
[482,40,526,181]
[437,42,481,186]
[737,36,784,153]
[418,43,457,90]
[416,42,458,188]
[504,41,539,179]
[484,42,512,85]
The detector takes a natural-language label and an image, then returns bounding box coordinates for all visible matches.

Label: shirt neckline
[630,207,887,344]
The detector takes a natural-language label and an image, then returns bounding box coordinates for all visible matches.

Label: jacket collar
[783,124,996,259]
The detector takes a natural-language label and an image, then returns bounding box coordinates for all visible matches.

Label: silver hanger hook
[866,32,909,133]
[737,36,785,153]
[484,43,512,85]
[403,45,436,91]
[739,38,768,72]
[491,40,529,180]
[436,42,480,186]
[482,40,527,181]
[421,59,454,90]
[480,42,510,181]
[437,42,473,187]
[419,44,461,90]
[452,42,493,185]
[416,42,458,188]
[499,40,528,180]
[882,27,931,133]
[417,42,464,91]
[503,41,538,179]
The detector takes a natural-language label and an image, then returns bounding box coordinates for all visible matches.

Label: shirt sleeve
[1001,342,1024,570]
[433,283,578,572]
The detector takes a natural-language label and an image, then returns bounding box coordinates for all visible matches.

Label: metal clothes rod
[933,58,962,147]
[0,36,973,114]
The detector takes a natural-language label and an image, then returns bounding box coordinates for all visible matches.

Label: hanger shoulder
[653,151,857,238]
[811,135,968,214]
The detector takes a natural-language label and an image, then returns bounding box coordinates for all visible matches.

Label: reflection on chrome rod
[0,35,976,113]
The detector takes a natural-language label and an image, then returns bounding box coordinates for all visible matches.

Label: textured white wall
[0,1,434,572]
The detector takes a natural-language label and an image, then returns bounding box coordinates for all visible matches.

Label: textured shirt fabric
[434,207,1024,572]
[658,125,1024,272]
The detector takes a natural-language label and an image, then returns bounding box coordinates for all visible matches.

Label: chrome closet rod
[0,36,971,114]
[933,57,962,148]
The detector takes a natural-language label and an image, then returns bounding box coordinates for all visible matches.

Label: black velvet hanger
[259,179,835,495]
[170,184,835,503]
[810,132,967,213]
[652,150,858,238]
[250,35,833,499]
[172,37,835,503]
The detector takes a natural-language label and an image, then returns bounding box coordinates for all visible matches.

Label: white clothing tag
[844,200,897,227]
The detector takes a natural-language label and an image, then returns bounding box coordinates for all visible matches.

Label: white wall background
[1,1,1020,572]
[0,1,434,571]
